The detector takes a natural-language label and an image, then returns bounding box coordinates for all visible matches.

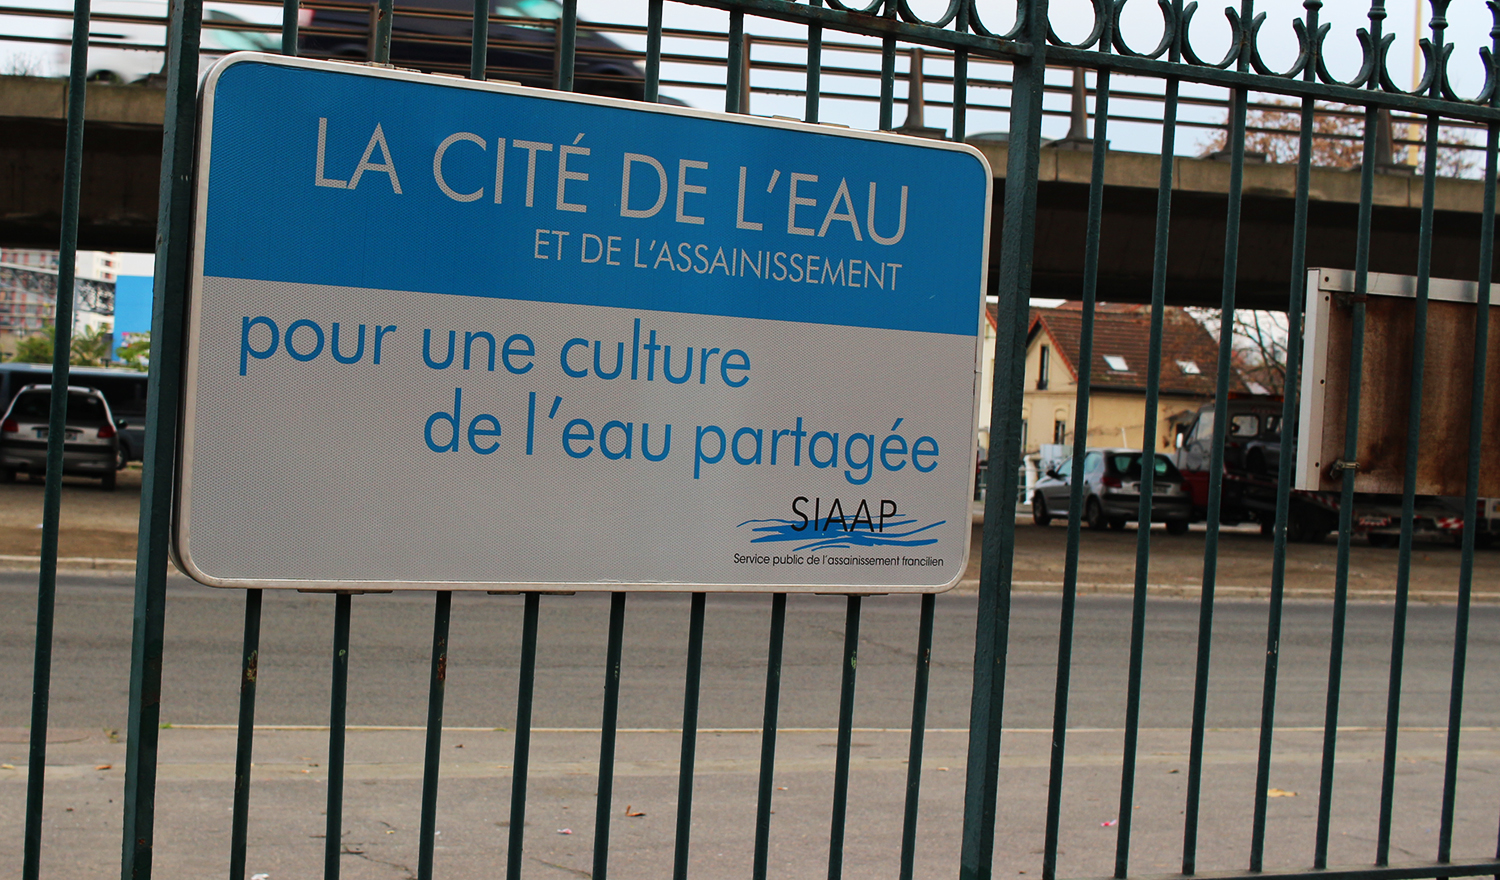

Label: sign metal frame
[176,53,993,593]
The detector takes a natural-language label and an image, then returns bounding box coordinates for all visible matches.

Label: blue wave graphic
[736,517,945,553]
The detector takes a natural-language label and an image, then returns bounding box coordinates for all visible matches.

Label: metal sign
[177,54,992,592]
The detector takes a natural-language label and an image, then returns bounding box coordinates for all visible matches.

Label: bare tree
[1200,95,1480,178]
[1185,308,1289,396]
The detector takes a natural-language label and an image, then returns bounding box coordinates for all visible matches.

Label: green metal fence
[12,0,1500,879]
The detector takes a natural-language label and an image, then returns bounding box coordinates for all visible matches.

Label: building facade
[1004,303,1251,457]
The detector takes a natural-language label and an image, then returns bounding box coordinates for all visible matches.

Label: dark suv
[298,0,646,99]
[1,385,125,490]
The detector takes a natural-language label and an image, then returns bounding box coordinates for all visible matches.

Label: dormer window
[1177,360,1201,375]
[1103,355,1129,372]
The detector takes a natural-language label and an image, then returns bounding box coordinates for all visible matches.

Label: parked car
[0,384,125,489]
[1173,396,1499,546]
[0,363,148,465]
[298,0,645,99]
[1031,447,1192,534]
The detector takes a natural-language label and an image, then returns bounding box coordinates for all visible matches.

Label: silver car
[1032,447,1192,534]
[0,384,123,490]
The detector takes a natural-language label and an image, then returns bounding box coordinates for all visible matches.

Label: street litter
[1101,819,1117,827]
[625,805,646,817]
[557,828,573,835]
[1267,788,1297,798]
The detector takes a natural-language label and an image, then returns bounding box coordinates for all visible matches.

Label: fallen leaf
[624,805,645,817]
[95,764,112,771]
[1168,769,1180,774]
[557,828,573,835]
[1101,819,1118,827]
[1267,788,1297,798]
[776,786,787,791]
[937,767,950,772]
[455,743,464,748]
[385,830,395,834]
[1,764,14,770]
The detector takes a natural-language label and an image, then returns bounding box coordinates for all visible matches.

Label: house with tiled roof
[987,303,1248,456]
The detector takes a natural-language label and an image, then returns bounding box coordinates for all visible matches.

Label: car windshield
[1108,452,1180,480]
[7,391,109,426]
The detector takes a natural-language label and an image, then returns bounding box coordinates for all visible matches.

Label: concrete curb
[0,554,135,572]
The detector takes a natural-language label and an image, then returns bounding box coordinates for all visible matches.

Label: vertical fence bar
[644,0,662,102]
[805,0,822,123]
[1439,13,1500,861]
[417,591,453,880]
[879,36,896,131]
[1378,5,1448,860]
[468,0,487,79]
[281,0,298,55]
[961,2,1048,877]
[506,593,541,880]
[1249,6,1321,869]
[726,11,745,114]
[1042,38,1112,880]
[371,0,391,63]
[1110,6,1180,876]
[324,593,353,880]
[557,0,577,92]
[752,593,787,880]
[121,0,201,870]
[228,590,264,880]
[950,3,971,143]
[1315,3,1386,864]
[592,592,627,880]
[828,595,863,880]
[673,593,707,880]
[1182,7,1253,869]
[898,592,937,880]
[21,1,88,874]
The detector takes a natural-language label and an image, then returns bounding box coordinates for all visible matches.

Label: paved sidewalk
[4,725,1497,879]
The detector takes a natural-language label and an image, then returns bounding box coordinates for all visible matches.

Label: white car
[0,0,280,83]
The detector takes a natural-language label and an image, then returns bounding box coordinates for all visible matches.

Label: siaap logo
[737,496,945,553]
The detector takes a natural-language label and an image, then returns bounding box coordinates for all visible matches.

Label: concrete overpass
[2,74,1493,310]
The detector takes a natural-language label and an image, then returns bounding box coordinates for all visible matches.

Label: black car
[299,0,645,99]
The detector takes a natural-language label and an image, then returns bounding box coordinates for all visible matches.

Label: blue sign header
[200,57,990,337]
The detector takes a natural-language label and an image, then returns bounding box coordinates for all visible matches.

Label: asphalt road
[2,572,1498,879]
[2,571,1498,732]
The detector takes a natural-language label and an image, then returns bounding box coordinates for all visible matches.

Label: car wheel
[1166,519,1190,536]
[101,470,116,491]
[1032,495,1051,527]
[1109,518,1127,531]
[0,466,14,483]
[1085,498,1107,531]
[1367,532,1398,548]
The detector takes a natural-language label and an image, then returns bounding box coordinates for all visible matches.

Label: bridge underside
[1016,179,1495,310]
[2,77,1494,309]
